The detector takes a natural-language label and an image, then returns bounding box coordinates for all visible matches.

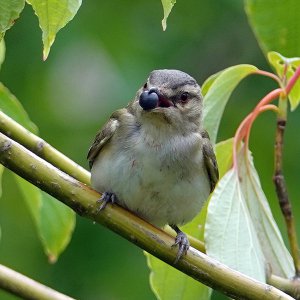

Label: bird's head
[130,69,203,133]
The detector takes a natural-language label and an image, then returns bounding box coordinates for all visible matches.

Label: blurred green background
[0,1,300,299]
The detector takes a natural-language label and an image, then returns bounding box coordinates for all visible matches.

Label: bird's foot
[170,225,190,264]
[97,192,117,212]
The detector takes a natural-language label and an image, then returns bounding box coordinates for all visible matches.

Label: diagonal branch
[0,132,295,300]
[0,111,90,184]
[0,264,75,300]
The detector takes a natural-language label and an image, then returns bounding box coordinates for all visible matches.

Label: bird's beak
[157,94,174,108]
[139,88,174,111]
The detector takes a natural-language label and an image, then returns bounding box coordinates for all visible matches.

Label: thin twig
[273,115,300,277]
[0,264,75,300]
[0,111,90,184]
[0,132,294,300]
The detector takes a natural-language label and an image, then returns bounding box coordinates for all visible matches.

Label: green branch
[0,111,90,184]
[0,130,295,300]
[0,264,74,300]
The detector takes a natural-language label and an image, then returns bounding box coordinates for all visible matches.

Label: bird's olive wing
[201,129,219,192]
[87,112,120,169]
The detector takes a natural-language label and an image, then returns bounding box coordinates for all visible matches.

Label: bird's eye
[143,82,147,89]
[180,92,189,103]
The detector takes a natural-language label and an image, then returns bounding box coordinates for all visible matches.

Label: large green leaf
[160,0,176,31]
[26,0,82,60]
[0,85,75,261]
[245,0,300,57]
[239,147,294,278]
[205,166,266,282]
[268,51,300,111]
[15,176,75,262]
[203,64,257,144]
[0,0,25,40]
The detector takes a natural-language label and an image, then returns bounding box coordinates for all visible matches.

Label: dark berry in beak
[139,90,159,110]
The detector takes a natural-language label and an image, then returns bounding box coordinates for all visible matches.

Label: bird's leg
[170,225,190,264]
[97,192,117,212]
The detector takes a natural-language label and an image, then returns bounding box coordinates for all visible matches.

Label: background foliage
[0,1,300,299]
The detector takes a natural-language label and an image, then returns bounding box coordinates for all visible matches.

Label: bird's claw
[96,192,117,212]
[172,231,190,264]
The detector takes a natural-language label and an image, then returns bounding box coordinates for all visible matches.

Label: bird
[87,69,219,263]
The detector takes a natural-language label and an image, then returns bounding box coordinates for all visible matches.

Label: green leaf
[205,166,266,282]
[215,138,234,179]
[201,70,223,97]
[239,147,295,278]
[0,85,75,261]
[0,0,25,39]
[203,64,257,144]
[245,0,300,57]
[146,197,211,299]
[0,39,5,70]
[15,176,75,262]
[268,51,300,110]
[161,0,176,31]
[26,0,82,60]
[146,253,211,300]
[0,83,37,132]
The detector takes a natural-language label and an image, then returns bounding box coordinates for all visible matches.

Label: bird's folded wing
[87,111,121,169]
[201,129,219,192]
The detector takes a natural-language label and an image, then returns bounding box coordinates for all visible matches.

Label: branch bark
[0,132,295,300]
[0,111,90,184]
[0,264,75,300]
[273,116,300,277]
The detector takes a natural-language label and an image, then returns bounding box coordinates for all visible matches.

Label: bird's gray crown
[149,69,198,89]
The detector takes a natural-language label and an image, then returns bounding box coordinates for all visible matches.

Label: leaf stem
[254,69,282,86]
[233,87,282,169]
[285,65,300,94]
[233,65,300,278]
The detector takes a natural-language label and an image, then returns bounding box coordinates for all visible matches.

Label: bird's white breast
[91,126,210,227]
